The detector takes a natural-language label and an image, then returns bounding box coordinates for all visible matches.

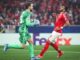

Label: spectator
[0,0,80,33]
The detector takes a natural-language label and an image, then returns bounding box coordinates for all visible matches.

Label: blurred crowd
[0,0,80,32]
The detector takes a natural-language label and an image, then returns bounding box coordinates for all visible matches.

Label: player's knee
[48,38,55,44]
[48,36,56,43]
[28,40,33,44]
[22,45,26,48]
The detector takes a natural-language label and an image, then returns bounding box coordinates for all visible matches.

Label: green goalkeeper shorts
[19,32,31,44]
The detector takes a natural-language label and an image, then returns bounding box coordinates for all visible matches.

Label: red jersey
[54,12,68,33]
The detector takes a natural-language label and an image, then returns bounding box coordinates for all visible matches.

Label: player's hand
[61,27,63,29]
[55,27,63,30]
[34,20,40,25]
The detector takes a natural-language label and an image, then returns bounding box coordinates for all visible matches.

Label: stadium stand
[0,0,80,33]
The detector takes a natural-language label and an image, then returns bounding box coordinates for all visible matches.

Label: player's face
[59,6,65,11]
[30,4,33,10]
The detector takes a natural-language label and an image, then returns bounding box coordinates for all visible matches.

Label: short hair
[60,5,68,12]
[25,2,32,9]
[65,6,68,12]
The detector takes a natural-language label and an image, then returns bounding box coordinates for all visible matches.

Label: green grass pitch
[0,45,80,60]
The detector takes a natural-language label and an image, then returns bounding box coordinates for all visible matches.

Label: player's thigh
[26,34,33,44]
[49,31,61,43]
[19,32,28,44]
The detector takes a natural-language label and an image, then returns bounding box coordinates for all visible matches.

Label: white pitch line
[35,50,80,54]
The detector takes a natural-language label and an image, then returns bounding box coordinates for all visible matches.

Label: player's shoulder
[22,10,28,14]
[58,12,63,17]
[22,10,30,15]
[60,12,68,17]
[21,10,26,14]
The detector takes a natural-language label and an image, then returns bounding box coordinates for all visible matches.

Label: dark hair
[60,6,68,12]
[65,6,68,12]
[25,2,32,9]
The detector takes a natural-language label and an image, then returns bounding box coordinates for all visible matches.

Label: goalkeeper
[4,2,37,60]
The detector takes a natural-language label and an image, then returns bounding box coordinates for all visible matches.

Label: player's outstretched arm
[55,27,63,31]
[63,20,70,27]
[26,19,40,26]
[63,13,71,27]
[26,18,35,26]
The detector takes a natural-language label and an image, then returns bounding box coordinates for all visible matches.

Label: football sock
[8,44,23,49]
[39,41,50,56]
[50,43,61,52]
[28,43,34,57]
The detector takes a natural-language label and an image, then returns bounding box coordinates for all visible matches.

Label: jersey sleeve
[26,18,35,26]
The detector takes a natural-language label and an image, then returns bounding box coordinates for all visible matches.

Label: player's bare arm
[55,26,62,31]
[63,12,70,27]
[64,20,70,26]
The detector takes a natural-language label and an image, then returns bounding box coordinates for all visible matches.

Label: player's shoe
[57,51,64,58]
[3,44,8,52]
[31,57,35,60]
[35,55,43,60]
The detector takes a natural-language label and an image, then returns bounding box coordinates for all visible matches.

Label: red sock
[50,43,61,52]
[40,41,50,56]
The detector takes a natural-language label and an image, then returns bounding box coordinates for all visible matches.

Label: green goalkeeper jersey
[19,9,34,33]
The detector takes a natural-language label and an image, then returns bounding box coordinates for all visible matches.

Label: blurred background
[0,0,80,33]
[0,1,80,60]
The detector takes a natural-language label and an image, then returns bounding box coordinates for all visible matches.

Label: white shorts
[48,31,62,43]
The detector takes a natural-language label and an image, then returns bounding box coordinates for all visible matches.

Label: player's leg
[36,35,54,59]
[27,34,35,60]
[50,42,63,58]
[36,31,61,59]
[35,31,58,59]
[49,31,63,58]
[3,32,26,52]
[36,40,50,59]
[3,43,24,52]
